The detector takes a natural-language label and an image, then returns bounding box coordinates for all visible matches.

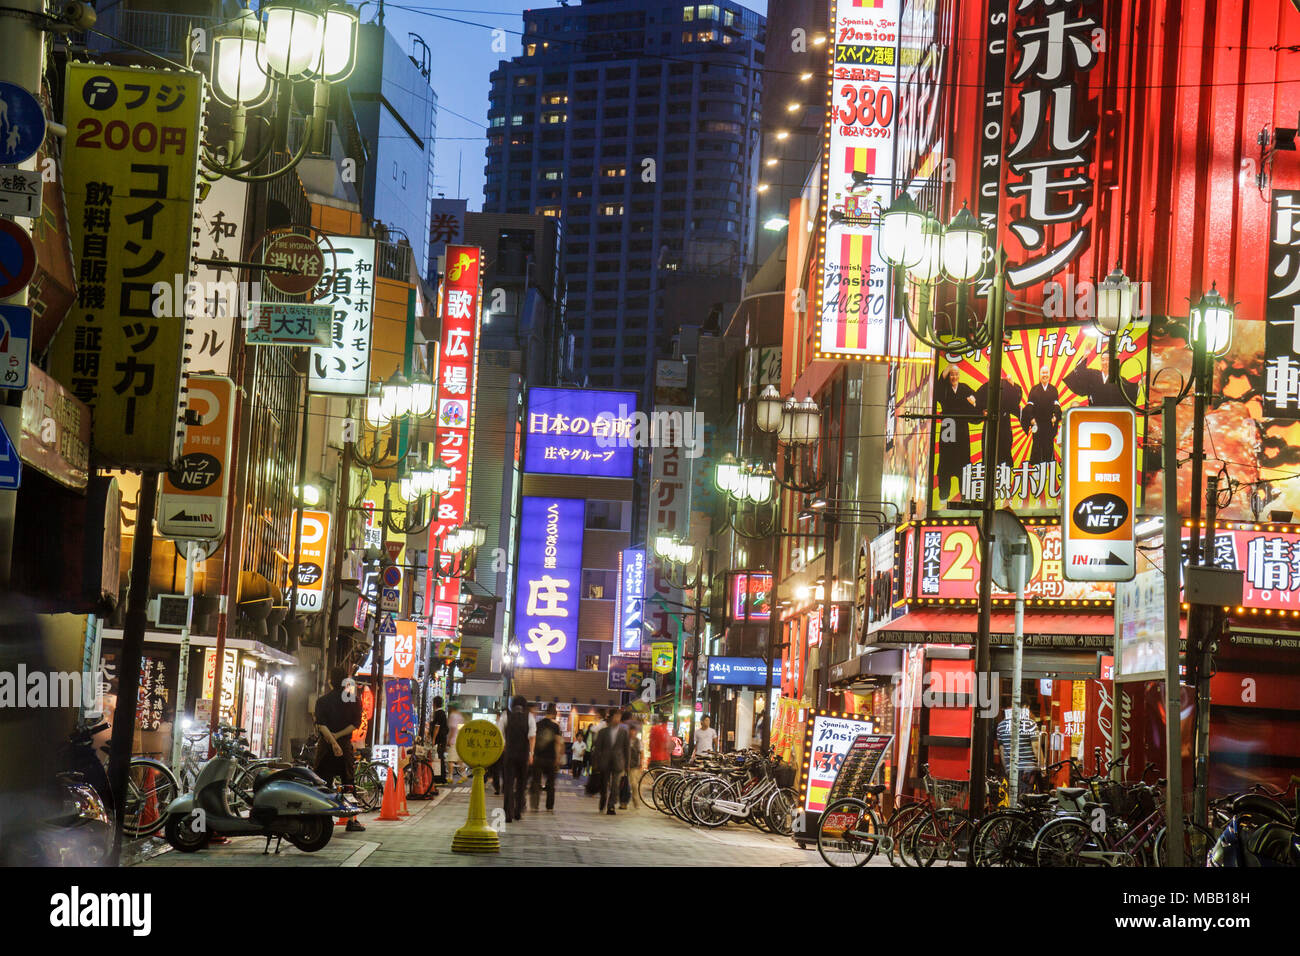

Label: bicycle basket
[1098,780,1139,818]
[928,777,970,810]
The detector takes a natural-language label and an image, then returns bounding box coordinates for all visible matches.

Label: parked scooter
[1210,793,1299,867]
[161,726,360,854]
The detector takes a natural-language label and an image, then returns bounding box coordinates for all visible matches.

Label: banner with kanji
[385,678,415,747]
[50,63,202,468]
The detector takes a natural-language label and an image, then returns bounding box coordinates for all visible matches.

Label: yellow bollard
[450,719,504,854]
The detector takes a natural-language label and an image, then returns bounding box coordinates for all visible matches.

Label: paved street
[131,775,819,867]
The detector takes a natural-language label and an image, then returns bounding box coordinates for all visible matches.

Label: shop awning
[103,628,297,666]
[874,609,1114,650]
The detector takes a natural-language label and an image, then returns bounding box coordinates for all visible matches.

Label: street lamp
[204,0,360,183]
[652,535,712,751]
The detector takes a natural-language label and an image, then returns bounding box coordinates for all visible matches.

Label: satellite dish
[989,509,1031,593]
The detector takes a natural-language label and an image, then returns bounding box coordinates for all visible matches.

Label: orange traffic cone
[377,768,400,821]
[396,753,410,816]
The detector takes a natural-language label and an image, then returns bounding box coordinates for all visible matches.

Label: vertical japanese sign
[617,548,646,653]
[385,677,415,746]
[308,236,376,395]
[973,0,1011,299]
[158,374,234,538]
[514,496,584,670]
[189,174,248,376]
[1063,407,1136,582]
[815,0,902,360]
[290,508,331,613]
[427,244,482,638]
[50,63,202,468]
[1002,0,1104,289]
[1266,191,1300,417]
[427,198,467,272]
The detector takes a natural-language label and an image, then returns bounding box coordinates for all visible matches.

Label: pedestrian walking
[428,696,449,783]
[570,733,586,779]
[529,711,564,812]
[648,712,671,770]
[694,715,718,755]
[591,709,630,815]
[497,696,535,822]
[446,703,465,781]
[583,709,608,797]
[624,723,643,810]
[312,666,366,833]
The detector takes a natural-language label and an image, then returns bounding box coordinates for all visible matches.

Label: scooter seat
[1055,787,1089,800]
[255,765,327,792]
[1022,793,1053,807]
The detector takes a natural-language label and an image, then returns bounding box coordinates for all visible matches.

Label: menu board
[826,733,895,805]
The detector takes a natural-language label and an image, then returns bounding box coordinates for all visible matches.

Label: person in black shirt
[1020,366,1062,466]
[934,364,977,502]
[497,696,535,822]
[314,665,366,832]
[529,712,564,812]
[428,696,449,785]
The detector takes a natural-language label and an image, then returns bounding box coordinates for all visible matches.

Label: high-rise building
[347,24,438,281]
[484,0,766,392]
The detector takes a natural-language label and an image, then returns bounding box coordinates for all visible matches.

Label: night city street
[0,0,1296,934]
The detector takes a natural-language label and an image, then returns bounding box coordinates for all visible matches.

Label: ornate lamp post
[206,0,359,182]
[653,534,713,750]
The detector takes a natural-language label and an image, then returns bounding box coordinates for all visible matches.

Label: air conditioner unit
[148,594,193,630]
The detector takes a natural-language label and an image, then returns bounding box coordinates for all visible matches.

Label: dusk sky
[376,1,770,210]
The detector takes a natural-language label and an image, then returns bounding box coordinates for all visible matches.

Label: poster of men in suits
[929,323,1148,513]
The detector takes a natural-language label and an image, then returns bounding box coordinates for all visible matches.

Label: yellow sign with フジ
[455,719,503,768]
[651,642,675,675]
[452,719,503,854]
[49,62,203,469]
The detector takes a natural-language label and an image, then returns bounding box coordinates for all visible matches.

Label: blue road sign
[378,613,397,636]
[0,81,46,167]
[0,417,21,491]
[0,304,32,390]
[0,218,36,299]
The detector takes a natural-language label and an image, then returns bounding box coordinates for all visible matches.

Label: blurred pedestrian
[445,703,465,781]
[529,710,564,812]
[592,709,630,815]
[428,696,449,783]
[624,722,643,810]
[497,696,535,822]
[570,732,586,779]
[649,712,671,770]
[583,709,607,797]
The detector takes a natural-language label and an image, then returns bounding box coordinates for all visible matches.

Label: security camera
[61,2,97,31]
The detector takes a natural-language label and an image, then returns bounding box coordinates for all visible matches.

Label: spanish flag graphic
[834,232,871,350]
[843,146,876,178]
[849,0,885,8]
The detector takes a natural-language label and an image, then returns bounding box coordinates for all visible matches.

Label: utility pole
[970,252,1009,820]
[0,0,44,587]
[1161,396,1186,867]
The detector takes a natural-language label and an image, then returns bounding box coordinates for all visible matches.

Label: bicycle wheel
[353,765,384,811]
[638,768,662,810]
[817,798,879,867]
[1154,821,1215,867]
[971,809,1036,868]
[882,803,927,866]
[895,814,926,867]
[911,809,973,867]
[651,771,678,815]
[765,787,799,837]
[689,778,732,829]
[122,759,179,839]
[1033,817,1095,867]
